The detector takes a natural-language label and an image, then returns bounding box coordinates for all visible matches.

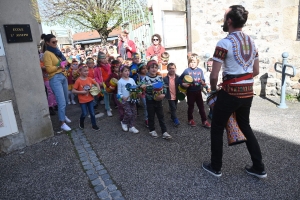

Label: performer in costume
[202,5,267,178]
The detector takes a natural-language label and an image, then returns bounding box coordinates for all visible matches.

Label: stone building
[150,0,300,97]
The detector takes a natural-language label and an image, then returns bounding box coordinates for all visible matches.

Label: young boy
[141,60,172,140]
[130,53,140,83]
[163,63,180,127]
[179,53,211,128]
[137,62,148,127]
[72,65,101,131]
[160,52,170,78]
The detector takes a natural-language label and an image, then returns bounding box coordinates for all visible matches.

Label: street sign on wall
[3,24,33,43]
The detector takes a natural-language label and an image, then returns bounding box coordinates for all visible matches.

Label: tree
[32,0,126,43]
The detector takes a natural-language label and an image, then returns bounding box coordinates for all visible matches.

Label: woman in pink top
[146,34,166,64]
[118,30,136,59]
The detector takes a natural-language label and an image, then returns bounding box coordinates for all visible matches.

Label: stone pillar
[0,0,53,153]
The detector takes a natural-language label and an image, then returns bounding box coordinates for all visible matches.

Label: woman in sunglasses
[42,33,72,131]
[146,34,165,64]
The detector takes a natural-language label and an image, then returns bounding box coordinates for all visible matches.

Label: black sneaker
[92,125,100,131]
[202,162,222,177]
[79,120,84,129]
[245,165,267,178]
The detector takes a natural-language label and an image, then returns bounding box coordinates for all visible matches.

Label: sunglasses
[51,41,58,44]
[152,39,159,41]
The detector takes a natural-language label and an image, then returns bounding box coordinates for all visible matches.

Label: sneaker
[129,126,139,134]
[173,118,180,127]
[149,131,158,138]
[79,120,84,129]
[121,121,128,132]
[162,132,172,140]
[92,125,100,131]
[202,162,222,177]
[61,123,71,131]
[188,119,196,127]
[100,100,105,105]
[202,120,211,128]
[65,116,71,123]
[145,120,149,128]
[245,165,267,178]
[71,100,76,105]
[107,110,113,117]
[67,101,71,105]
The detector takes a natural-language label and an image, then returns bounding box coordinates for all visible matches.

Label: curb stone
[70,129,125,200]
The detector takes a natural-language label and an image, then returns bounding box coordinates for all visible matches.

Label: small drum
[126,84,141,103]
[207,91,218,109]
[183,75,193,84]
[177,92,186,101]
[106,78,118,93]
[152,82,164,101]
[90,85,100,96]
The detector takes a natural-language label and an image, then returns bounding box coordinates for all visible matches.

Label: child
[163,63,180,127]
[141,60,172,140]
[94,52,112,116]
[130,53,140,83]
[67,59,78,105]
[105,60,123,121]
[160,52,170,78]
[117,56,124,64]
[137,62,148,127]
[72,65,101,131]
[117,66,139,133]
[179,53,211,128]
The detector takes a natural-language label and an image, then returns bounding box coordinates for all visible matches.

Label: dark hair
[226,5,248,28]
[151,34,162,44]
[78,63,87,71]
[120,65,130,72]
[117,56,123,59]
[111,60,120,66]
[167,63,176,69]
[41,33,56,52]
[108,56,115,63]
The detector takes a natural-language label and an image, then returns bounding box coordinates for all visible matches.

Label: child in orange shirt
[72,65,101,131]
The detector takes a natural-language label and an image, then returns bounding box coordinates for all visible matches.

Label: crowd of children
[43,45,215,140]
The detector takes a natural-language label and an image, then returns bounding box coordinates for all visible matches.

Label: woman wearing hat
[118,30,136,59]
[42,33,72,131]
[146,34,166,64]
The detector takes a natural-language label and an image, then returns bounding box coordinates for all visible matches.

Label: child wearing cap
[163,63,180,127]
[72,64,101,131]
[179,53,211,128]
[137,62,148,127]
[140,60,172,140]
[94,52,112,117]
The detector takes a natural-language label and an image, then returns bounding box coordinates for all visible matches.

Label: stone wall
[0,0,53,153]
[191,0,300,97]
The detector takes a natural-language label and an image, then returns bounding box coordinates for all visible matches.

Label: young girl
[141,60,172,140]
[94,52,112,116]
[137,62,148,127]
[72,65,101,131]
[105,60,123,121]
[179,53,211,128]
[67,59,78,105]
[117,66,139,133]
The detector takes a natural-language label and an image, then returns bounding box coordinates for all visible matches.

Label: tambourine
[89,85,100,96]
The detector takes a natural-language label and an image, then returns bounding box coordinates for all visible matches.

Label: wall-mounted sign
[0,32,5,56]
[3,24,33,43]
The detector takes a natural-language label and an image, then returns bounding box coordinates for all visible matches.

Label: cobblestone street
[1,96,300,199]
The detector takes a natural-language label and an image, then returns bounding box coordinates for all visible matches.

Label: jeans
[211,89,265,171]
[103,90,111,111]
[49,73,68,122]
[146,100,167,133]
[168,100,178,120]
[80,100,96,126]
[141,97,148,120]
[186,90,207,122]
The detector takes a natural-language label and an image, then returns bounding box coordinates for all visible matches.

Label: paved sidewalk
[0,96,299,200]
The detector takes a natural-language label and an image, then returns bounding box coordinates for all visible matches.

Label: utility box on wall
[0,100,18,138]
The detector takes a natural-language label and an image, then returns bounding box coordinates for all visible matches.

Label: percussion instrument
[176,75,194,101]
[126,83,142,103]
[207,91,247,146]
[90,85,101,96]
[106,78,118,93]
[152,82,164,101]
[183,75,193,83]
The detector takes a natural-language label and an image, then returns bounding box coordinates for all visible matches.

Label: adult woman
[118,30,136,59]
[146,34,165,63]
[42,33,72,131]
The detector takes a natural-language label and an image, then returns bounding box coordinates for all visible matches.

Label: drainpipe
[186,0,192,52]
